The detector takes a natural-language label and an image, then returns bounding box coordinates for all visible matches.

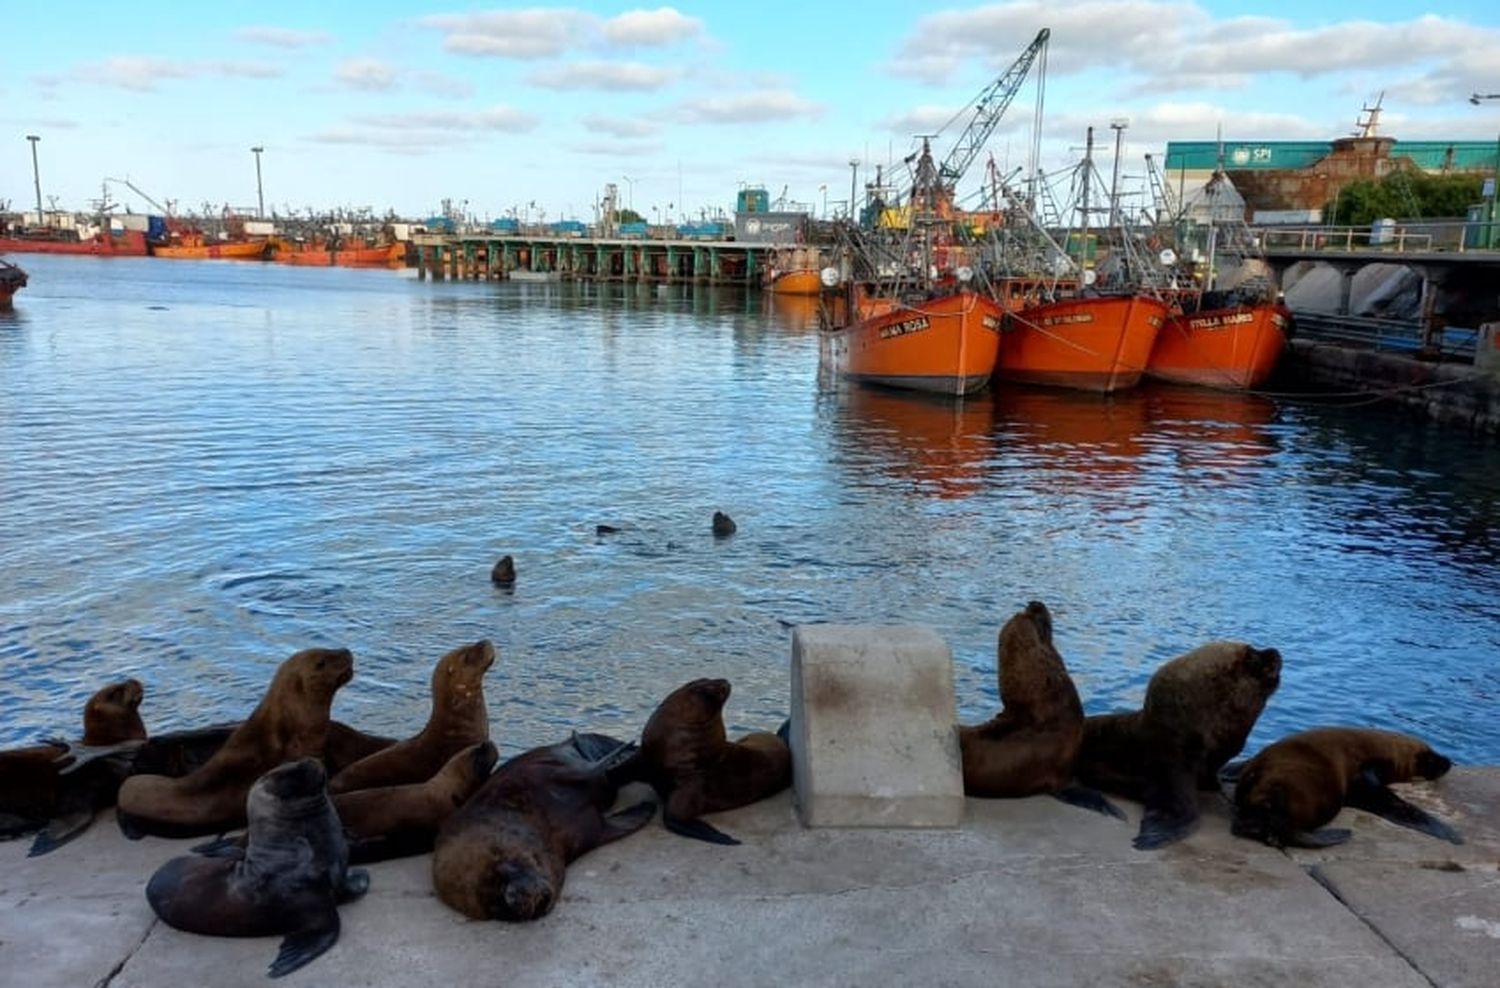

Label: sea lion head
[1414,747,1452,780]
[1228,762,1290,846]
[83,678,147,744]
[1236,645,1282,695]
[669,678,732,724]
[255,757,329,804]
[432,639,496,710]
[999,601,1054,654]
[486,852,563,921]
[282,647,355,701]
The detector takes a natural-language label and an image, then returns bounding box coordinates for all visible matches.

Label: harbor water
[2,255,1497,763]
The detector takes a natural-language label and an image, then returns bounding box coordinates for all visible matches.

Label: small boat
[278,240,405,268]
[767,269,823,295]
[821,283,1006,396]
[764,247,826,296]
[0,228,149,257]
[1,258,27,308]
[997,293,1167,394]
[1149,300,1291,390]
[152,235,269,260]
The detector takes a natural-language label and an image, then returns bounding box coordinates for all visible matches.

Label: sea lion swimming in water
[117,647,355,838]
[1228,727,1462,848]
[1075,640,1282,850]
[622,677,792,845]
[146,757,369,979]
[958,602,1123,819]
[431,733,652,921]
[0,679,147,855]
[327,640,494,794]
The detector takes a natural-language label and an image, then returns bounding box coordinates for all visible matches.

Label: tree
[613,208,644,224]
[1327,169,1483,225]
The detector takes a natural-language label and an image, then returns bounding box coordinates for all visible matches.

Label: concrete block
[789,623,963,828]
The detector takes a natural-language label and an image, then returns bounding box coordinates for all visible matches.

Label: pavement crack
[93,916,157,988]
[1306,865,1439,988]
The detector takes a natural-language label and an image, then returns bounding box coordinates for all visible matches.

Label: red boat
[1149,301,1291,390]
[1,258,26,308]
[996,293,1167,394]
[0,228,149,256]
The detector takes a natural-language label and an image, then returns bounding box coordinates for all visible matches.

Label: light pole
[1472,93,1500,249]
[250,146,265,219]
[1108,118,1129,227]
[622,175,636,214]
[820,184,827,219]
[26,135,42,226]
[848,158,859,222]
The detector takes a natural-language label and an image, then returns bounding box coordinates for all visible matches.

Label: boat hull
[767,269,823,296]
[0,231,149,256]
[1147,303,1291,390]
[281,242,405,267]
[153,240,269,260]
[997,294,1166,394]
[821,290,1005,396]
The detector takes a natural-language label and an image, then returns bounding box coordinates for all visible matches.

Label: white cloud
[603,8,704,47]
[353,107,539,133]
[568,138,664,157]
[65,56,282,92]
[215,61,283,80]
[413,71,475,99]
[581,115,661,138]
[336,58,399,92]
[236,26,332,48]
[528,61,678,91]
[423,6,708,58]
[882,104,965,136]
[673,90,822,125]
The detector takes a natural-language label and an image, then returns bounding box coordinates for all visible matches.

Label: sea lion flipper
[1346,781,1464,845]
[1052,785,1128,821]
[0,812,44,841]
[1218,759,1248,783]
[776,719,790,743]
[268,911,340,979]
[601,800,656,843]
[1290,827,1353,848]
[340,868,371,903]
[663,810,741,846]
[191,834,247,859]
[52,738,145,775]
[1134,772,1199,851]
[26,807,95,857]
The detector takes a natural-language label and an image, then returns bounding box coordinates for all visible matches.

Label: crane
[936,28,1050,193]
[104,176,173,216]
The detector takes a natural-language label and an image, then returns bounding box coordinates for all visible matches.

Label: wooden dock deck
[409,232,779,285]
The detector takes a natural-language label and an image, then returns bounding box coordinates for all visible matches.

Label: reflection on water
[2,255,1498,765]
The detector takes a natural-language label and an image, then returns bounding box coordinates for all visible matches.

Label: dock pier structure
[410,232,772,286]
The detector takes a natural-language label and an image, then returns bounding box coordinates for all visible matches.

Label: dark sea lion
[334,740,499,863]
[490,555,516,586]
[146,758,369,979]
[712,511,737,537]
[958,602,1122,819]
[328,640,494,794]
[1229,727,1461,847]
[0,679,147,854]
[432,733,652,921]
[117,647,355,838]
[1075,640,1282,850]
[624,677,792,845]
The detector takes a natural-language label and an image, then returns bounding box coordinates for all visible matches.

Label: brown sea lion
[333,740,499,863]
[146,757,369,979]
[327,640,494,795]
[1229,727,1461,847]
[432,733,652,921]
[117,647,354,838]
[0,679,147,854]
[1075,640,1282,850]
[958,602,1122,818]
[624,677,792,845]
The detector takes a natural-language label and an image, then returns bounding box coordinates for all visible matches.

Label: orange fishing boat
[764,246,826,296]
[278,240,405,268]
[152,235,269,260]
[1148,302,1291,390]
[996,293,1167,393]
[821,284,1006,396]
[767,269,822,295]
[0,228,149,256]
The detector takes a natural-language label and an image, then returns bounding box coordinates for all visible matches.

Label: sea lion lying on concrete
[1228,727,1461,847]
[146,757,369,979]
[328,640,494,795]
[117,647,355,838]
[959,602,1123,819]
[432,733,652,921]
[0,679,147,854]
[622,677,792,845]
[1075,640,1282,850]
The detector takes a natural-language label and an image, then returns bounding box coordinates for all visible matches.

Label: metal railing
[1259,220,1498,254]
[1293,311,1479,361]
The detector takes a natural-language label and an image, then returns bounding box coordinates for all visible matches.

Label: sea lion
[327,640,494,794]
[0,679,147,854]
[712,511,736,537]
[334,740,499,863]
[1229,727,1462,847]
[431,733,653,921]
[624,677,792,845]
[146,757,369,979]
[958,602,1122,818]
[117,647,354,838]
[490,555,516,587]
[1075,640,1282,850]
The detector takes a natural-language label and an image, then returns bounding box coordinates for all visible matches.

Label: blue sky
[4,2,1499,222]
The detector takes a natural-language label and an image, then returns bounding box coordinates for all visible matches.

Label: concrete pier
[409,233,773,286]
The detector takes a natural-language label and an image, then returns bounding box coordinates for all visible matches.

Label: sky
[3,1,1499,223]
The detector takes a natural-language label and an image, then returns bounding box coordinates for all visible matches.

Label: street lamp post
[848,158,859,222]
[250,146,265,219]
[1471,94,1500,249]
[622,175,636,214]
[1108,118,1130,227]
[820,184,828,219]
[26,135,43,227]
